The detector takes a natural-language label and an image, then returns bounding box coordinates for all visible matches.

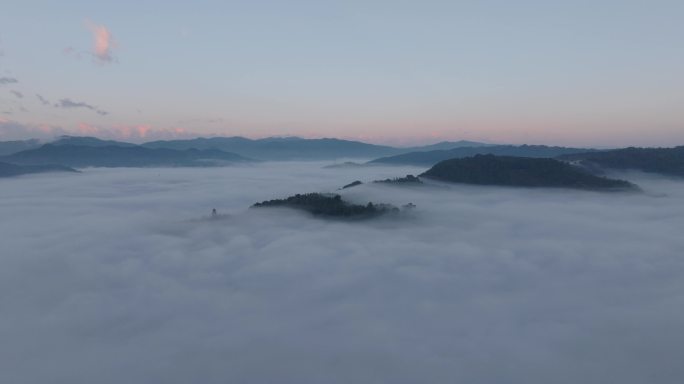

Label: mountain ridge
[2,144,253,168]
[1,135,491,161]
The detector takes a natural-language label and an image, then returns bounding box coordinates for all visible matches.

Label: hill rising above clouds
[420,155,636,190]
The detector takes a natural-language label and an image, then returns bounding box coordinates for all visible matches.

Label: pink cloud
[77,123,193,142]
[85,20,116,64]
[0,120,197,142]
[0,120,69,140]
[76,122,100,135]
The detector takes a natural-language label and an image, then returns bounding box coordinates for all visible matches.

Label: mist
[2,162,684,384]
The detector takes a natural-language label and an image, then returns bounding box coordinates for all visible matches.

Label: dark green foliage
[373,174,422,184]
[252,193,398,218]
[559,146,684,177]
[0,162,77,178]
[341,180,363,189]
[409,140,490,151]
[2,135,491,162]
[421,155,636,190]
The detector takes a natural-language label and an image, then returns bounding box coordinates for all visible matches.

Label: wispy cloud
[0,77,18,85]
[54,98,108,116]
[10,90,23,98]
[36,94,50,105]
[80,123,191,141]
[85,20,116,64]
[0,119,192,142]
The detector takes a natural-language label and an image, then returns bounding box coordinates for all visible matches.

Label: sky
[0,0,683,146]
[2,163,684,383]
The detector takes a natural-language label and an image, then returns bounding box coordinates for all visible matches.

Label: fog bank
[1,163,684,383]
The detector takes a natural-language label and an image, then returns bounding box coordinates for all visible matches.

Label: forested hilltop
[421,155,636,190]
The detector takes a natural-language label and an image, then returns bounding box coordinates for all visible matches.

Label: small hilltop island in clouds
[3,1,684,383]
[252,193,406,219]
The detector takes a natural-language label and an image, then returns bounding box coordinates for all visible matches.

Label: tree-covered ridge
[341,180,363,189]
[252,193,399,218]
[340,175,423,190]
[558,146,684,177]
[0,162,78,178]
[421,155,636,190]
[373,174,422,184]
[323,162,365,169]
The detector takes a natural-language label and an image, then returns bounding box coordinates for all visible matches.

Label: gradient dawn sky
[0,0,683,146]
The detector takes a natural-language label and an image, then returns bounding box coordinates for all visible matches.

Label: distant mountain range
[0,136,493,161]
[420,155,636,190]
[403,140,494,152]
[2,144,252,168]
[0,161,77,178]
[51,136,138,148]
[141,137,491,161]
[2,136,682,180]
[559,146,684,177]
[141,136,398,160]
[368,145,597,166]
[2,135,476,169]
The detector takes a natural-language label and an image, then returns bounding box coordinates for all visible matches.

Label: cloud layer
[0,119,194,142]
[1,163,684,383]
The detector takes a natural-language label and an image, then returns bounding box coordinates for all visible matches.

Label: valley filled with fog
[2,162,684,384]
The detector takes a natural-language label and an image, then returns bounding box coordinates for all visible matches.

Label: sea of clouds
[1,162,684,384]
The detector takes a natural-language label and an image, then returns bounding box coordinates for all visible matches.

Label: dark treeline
[373,174,423,184]
[252,193,399,218]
